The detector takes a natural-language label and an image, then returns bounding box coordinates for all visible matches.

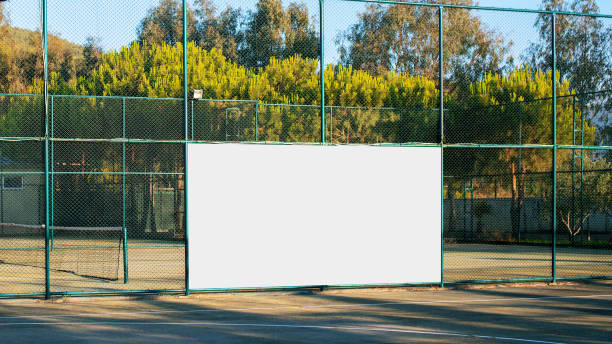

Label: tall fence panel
[0,0,611,297]
[0,0,45,296]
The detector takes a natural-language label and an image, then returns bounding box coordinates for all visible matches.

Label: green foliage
[137,0,195,46]
[445,67,595,178]
[527,0,611,142]
[473,201,492,219]
[527,0,612,96]
[3,0,610,244]
[556,154,612,239]
[0,0,603,153]
[0,39,10,93]
[192,0,243,62]
[21,39,597,150]
[241,0,318,68]
[49,42,437,109]
[338,0,512,85]
[0,4,8,90]
[0,3,5,26]
[473,200,492,237]
[79,36,103,79]
[0,24,85,93]
[136,0,319,68]
[0,94,43,161]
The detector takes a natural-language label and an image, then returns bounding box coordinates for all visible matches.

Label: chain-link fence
[0,0,611,297]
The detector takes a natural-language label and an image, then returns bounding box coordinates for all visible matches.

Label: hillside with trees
[0,3,86,93]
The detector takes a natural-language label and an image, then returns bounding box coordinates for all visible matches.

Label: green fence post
[571,96,576,239]
[122,97,128,283]
[255,101,259,141]
[122,226,128,283]
[439,6,445,288]
[183,0,190,296]
[42,0,50,300]
[50,95,54,251]
[320,0,325,144]
[470,178,474,239]
[329,106,334,143]
[463,179,467,239]
[518,105,522,244]
[579,98,585,242]
[552,13,558,283]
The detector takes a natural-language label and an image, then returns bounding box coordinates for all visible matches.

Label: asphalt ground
[0,280,610,343]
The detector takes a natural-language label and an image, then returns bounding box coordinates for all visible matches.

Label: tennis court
[0,232,184,295]
[444,244,612,281]
[2,240,611,295]
[0,281,610,343]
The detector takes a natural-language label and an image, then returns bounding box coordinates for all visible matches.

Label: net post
[123,226,128,283]
[551,13,558,283]
[438,5,445,288]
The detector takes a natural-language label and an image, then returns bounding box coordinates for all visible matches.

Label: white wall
[188,144,441,290]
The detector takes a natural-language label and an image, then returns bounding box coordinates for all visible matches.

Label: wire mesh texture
[0,223,124,280]
[0,0,611,297]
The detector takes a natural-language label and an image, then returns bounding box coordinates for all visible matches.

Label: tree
[473,200,492,239]
[556,154,612,242]
[283,3,319,60]
[241,0,319,68]
[138,0,318,68]
[192,0,243,63]
[137,0,195,45]
[0,3,11,92]
[527,0,612,192]
[0,2,6,26]
[242,0,287,68]
[526,0,612,98]
[78,36,103,78]
[192,0,219,48]
[216,7,245,63]
[337,0,512,87]
[443,67,594,239]
[0,2,7,34]
[526,0,611,145]
[17,33,82,93]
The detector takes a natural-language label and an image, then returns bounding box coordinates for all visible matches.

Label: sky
[3,0,612,65]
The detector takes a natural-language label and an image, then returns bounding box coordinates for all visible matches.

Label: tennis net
[0,223,126,281]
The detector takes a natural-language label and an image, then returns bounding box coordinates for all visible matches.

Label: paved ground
[0,281,610,343]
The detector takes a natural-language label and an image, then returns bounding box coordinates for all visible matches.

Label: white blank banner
[188,144,441,290]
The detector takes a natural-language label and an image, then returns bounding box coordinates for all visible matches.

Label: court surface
[0,281,610,343]
[1,243,611,294]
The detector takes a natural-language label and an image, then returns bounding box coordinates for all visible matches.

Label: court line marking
[0,293,610,320]
[0,321,569,344]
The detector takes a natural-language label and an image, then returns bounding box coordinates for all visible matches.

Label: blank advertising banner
[188,144,441,290]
